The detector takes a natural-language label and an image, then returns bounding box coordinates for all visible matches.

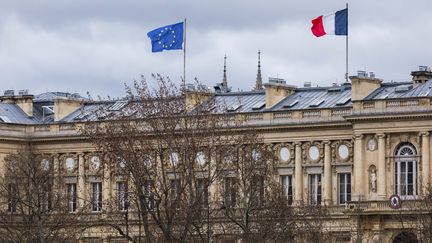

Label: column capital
[419,131,430,137]
[322,140,331,146]
[294,141,302,147]
[376,133,386,139]
[354,134,364,140]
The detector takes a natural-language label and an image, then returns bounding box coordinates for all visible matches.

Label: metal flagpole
[183,18,187,86]
[345,3,349,83]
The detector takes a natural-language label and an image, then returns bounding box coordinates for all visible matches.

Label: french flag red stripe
[311,15,326,37]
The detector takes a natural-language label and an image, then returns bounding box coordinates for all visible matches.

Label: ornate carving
[331,140,353,164]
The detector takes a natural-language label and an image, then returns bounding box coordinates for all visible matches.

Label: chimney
[264,78,296,108]
[184,86,214,112]
[0,90,34,117]
[350,71,382,101]
[411,66,432,88]
[54,96,84,122]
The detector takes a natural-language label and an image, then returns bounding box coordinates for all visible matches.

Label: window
[92,182,102,212]
[196,179,209,208]
[169,179,181,205]
[8,184,17,213]
[142,180,154,210]
[309,174,322,205]
[223,177,236,208]
[338,173,351,204]
[40,188,51,213]
[395,143,417,198]
[281,175,293,205]
[251,175,264,207]
[67,183,77,213]
[117,182,128,211]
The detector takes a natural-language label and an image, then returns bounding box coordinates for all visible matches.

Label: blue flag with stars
[147,22,184,52]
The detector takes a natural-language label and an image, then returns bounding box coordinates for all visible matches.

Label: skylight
[309,99,325,107]
[336,97,351,105]
[252,102,265,110]
[109,101,128,111]
[283,100,299,108]
[227,104,242,112]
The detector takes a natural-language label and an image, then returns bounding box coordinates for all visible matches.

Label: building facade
[1,67,432,242]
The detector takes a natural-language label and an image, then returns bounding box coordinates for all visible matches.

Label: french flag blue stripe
[335,8,348,35]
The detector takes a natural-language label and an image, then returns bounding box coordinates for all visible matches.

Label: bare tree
[83,75,329,243]
[0,144,86,243]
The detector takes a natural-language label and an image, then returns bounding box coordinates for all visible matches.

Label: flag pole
[183,18,187,87]
[345,2,349,83]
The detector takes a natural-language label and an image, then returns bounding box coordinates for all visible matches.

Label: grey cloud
[0,0,430,97]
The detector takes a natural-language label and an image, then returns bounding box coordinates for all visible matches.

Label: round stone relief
[308,146,320,161]
[196,151,206,166]
[338,145,349,160]
[118,158,127,168]
[368,138,377,151]
[65,157,75,171]
[279,147,290,162]
[41,159,49,171]
[252,149,261,161]
[170,152,179,166]
[90,156,101,170]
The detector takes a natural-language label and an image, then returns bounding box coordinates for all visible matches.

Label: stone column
[103,159,111,208]
[77,153,85,208]
[353,134,364,201]
[294,142,303,204]
[323,141,332,205]
[52,155,59,192]
[421,132,430,190]
[377,133,386,200]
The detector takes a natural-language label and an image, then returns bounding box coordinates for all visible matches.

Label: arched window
[394,143,417,198]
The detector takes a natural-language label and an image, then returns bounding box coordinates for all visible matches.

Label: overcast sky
[0,0,431,97]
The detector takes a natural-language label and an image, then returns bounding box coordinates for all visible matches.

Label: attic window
[0,116,11,123]
[227,104,242,112]
[283,100,299,108]
[74,112,89,120]
[109,101,128,111]
[251,102,265,110]
[336,97,351,106]
[327,87,342,93]
[395,85,412,93]
[421,90,431,97]
[380,93,390,99]
[309,99,325,107]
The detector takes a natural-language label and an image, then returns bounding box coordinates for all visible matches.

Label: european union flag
[147,22,184,52]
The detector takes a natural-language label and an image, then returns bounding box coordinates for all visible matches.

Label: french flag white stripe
[323,13,336,35]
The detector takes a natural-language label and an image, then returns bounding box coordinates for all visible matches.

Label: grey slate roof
[210,91,266,113]
[364,79,432,100]
[0,103,36,124]
[270,84,352,111]
[3,79,431,125]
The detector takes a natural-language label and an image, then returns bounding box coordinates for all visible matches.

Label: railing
[345,200,425,213]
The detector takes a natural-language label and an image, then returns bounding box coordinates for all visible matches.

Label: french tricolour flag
[311,8,348,37]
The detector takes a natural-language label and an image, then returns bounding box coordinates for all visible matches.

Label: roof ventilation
[304,82,312,88]
[369,72,375,78]
[268,77,286,84]
[4,90,14,96]
[357,71,367,78]
[18,89,29,95]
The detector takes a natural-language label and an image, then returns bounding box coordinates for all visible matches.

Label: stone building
[1,65,432,242]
